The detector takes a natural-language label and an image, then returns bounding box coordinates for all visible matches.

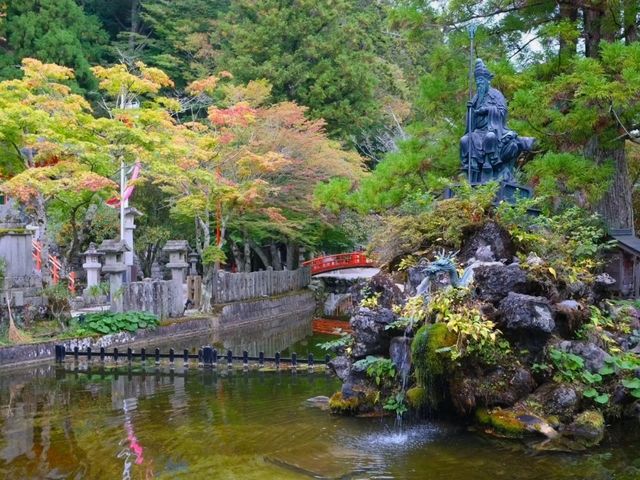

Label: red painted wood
[312,318,352,335]
[302,252,375,275]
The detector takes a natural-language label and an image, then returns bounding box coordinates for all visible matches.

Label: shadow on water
[0,362,640,478]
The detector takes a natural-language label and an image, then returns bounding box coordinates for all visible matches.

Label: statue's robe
[461,87,518,182]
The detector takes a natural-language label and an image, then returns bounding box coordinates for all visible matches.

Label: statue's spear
[467,23,478,183]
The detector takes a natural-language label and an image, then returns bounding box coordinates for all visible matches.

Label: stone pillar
[123,207,142,282]
[98,239,129,312]
[163,240,189,315]
[82,243,102,295]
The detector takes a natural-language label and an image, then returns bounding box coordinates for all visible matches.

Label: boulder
[459,221,515,263]
[474,263,528,303]
[449,366,535,414]
[389,336,412,380]
[529,383,581,421]
[350,307,396,358]
[557,340,611,373]
[349,273,403,309]
[305,396,330,410]
[553,300,588,336]
[499,292,555,333]
[535,410,605,452]
[328,356,351,382]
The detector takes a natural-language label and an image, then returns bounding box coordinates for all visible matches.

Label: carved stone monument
[460,59,535,187]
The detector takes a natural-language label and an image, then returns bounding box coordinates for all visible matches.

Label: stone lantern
[82,242,102,295]
[188,251,199,276]
[162,240,189,314]
[98,239,130,312]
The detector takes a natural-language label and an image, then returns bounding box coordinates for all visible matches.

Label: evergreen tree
[0,0,108,89]
[213,0,407,142]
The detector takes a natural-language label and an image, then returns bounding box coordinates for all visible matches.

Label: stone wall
[213,290,316,355]
[0,316,216,369]
[0,289,316,368]
[212,267,311,304]
[122,279,182,319]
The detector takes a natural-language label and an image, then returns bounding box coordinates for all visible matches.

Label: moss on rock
[329,391,361,415]
[406,386,427,409]
[475,408,529,438]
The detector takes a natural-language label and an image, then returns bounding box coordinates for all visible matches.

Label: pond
[1,357,640,480]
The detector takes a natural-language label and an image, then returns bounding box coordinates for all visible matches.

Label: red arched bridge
[302,252,376,275]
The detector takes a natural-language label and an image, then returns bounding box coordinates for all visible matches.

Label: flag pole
[467,23,477,183]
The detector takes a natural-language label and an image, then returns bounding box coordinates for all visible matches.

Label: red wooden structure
[312,318,352,335]
[302,252,375,275]
[32,240,75,293]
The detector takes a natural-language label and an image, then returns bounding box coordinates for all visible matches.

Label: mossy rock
[412,323,456,380]
[535,410,605,452]
[329,391,361,415]
[475,407,529,438]
[406,386,427,409]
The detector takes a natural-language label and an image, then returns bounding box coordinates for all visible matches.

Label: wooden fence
[54,345,330,369]
[212,267,311,304]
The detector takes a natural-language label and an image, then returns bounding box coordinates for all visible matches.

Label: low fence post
[203,346,213,366]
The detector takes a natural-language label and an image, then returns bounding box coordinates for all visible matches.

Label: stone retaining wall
[0,317,215,369]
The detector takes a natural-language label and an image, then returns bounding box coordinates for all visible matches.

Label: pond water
[1,360,640,480]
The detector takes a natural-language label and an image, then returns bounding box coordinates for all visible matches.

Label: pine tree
[0,0,108,89]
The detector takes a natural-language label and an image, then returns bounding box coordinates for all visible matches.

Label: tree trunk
[270,243,282,270]
[586,137,634,233]
[285,242,299,270]
[624,0,638,44]
[583,5,602,59]
[243,234,251,272]
[129,0,140,55]
[558,3,578,65]
[231,242,244,272]
[249,241,271,270]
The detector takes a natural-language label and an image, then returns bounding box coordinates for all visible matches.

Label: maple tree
[0,59,117,280]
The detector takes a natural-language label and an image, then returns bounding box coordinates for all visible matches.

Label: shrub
[79,311,159,335]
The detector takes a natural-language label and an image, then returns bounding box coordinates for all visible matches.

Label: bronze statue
[460,59,535,183]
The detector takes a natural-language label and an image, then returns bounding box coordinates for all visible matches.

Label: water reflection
[0,364,639,479]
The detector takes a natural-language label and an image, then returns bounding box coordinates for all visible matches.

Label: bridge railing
[302,252,375,275]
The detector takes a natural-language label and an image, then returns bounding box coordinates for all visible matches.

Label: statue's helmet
[474,59,493,80]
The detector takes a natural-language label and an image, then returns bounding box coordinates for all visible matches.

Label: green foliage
[42,283,72,327]
[548,348,610,405]
[497,204,614,283]
[214,0,407,141]
[353,356,396,386]
[317,334,353,353]
[360,292,381,309]
[524,152,613,210]
[0,0,108,89]
[86,282,109,300]
[79,311,159,335]
[383,392,408,416]
[370,182,498,265]
[201,244,226,266]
